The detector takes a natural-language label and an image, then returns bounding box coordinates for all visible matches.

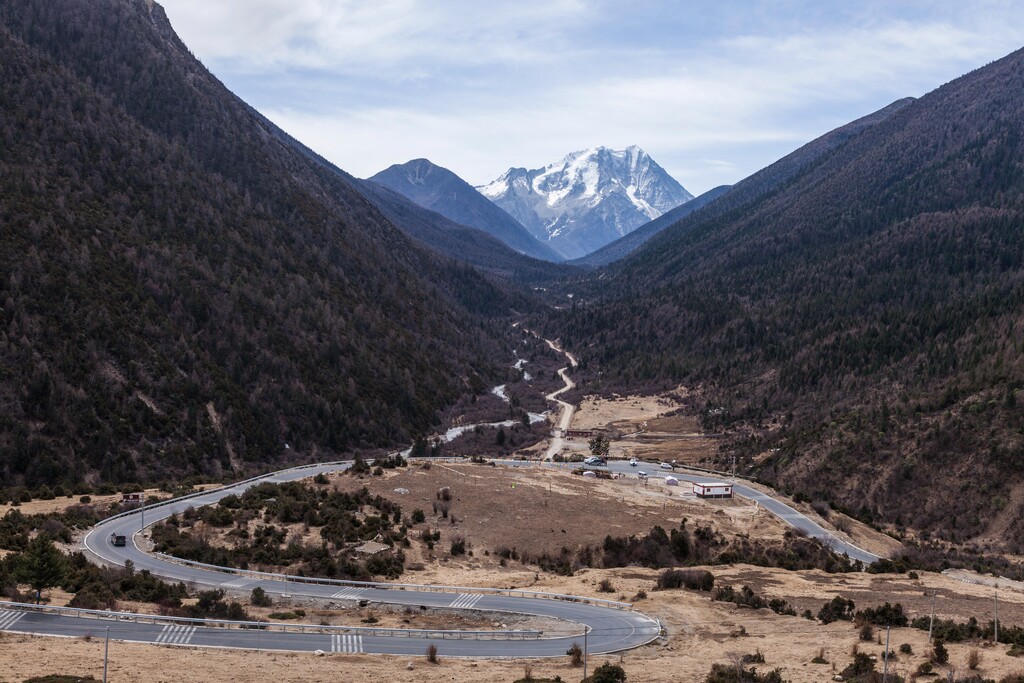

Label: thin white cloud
[162,0,590,74]
[160,1,1024,194]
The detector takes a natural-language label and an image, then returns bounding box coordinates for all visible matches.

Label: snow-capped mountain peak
[477,146,692,259]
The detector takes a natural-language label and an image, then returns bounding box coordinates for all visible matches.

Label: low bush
[818,596,855,624]
[250,586,272,607]
[857,602,908,627]
[657,569,715,591]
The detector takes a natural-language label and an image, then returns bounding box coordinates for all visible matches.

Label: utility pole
[140,490,145,532]
[995,587,999,644]
[928,591,937,642]
[103,626,110,683]
[583,629,588,681]
[883,625,891,682]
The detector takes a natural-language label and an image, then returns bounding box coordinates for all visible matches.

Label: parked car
[637,471,648,479]
[660,462,673,470]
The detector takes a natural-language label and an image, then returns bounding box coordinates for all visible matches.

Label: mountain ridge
[368,158,561,262]
[479,145,693,259]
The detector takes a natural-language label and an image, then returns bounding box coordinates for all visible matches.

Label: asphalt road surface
[1,460,660,657]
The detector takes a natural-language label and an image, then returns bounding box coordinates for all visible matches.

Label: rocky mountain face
[478,146,692,259]
[368,159,561,262]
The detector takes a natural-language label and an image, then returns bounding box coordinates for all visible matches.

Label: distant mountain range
[478,146,693,259]
[368,159,561,262]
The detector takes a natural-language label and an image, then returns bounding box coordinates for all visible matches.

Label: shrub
[250,586,272,607]
[967,648,981,670]
[590,662,626,683]
[811,647,828,664]
[857,602,908,627]
[859,624,875,641]
[598,578,615,593]
[658,569,715,591]
[818,596,855,624]
[449,537,466,556]
[567,642,583,666]
[426,643,438,663]
[932,639,949,665]
[411,509,425,524]
[899,643,912,655]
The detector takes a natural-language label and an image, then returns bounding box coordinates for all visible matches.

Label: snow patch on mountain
[478,146,692,259]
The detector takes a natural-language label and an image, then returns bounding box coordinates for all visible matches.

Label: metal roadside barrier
[150,553,632,610]
[0,600,543,640]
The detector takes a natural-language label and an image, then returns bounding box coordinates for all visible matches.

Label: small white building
[693,482,733,499]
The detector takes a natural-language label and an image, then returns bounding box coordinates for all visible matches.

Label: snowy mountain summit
[477,146,692,259]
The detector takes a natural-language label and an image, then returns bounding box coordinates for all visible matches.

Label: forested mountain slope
[550,51,1024,547]
[571,184,731,267]
[369,159,562,262]
[355,180,569,285]
[0,0,521,487]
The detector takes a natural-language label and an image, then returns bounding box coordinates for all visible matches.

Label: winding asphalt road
[0,460,661,656]
[1,338,876,655]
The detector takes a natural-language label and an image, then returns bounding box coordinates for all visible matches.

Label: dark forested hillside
[549,51,1024,546]
[369,159,562,262]
[0,0,525,487]
[355,180,570,285]
[571,184,732,267]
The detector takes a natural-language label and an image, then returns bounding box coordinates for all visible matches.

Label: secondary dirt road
[539,337,578,460]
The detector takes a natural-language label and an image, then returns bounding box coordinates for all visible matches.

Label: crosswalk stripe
[448,593,482,609]
[0,610,25,630]
[330,633,363,653]
[330,587,365,600]
[220,577,252,588]
[155,624,196,645]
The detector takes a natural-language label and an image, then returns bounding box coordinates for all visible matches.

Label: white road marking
[0,610,25,630]
[220,577,253,588]
[155,624,196,645]
[331,633,363,653]
[330,588,365,600]
[449,593,482,609]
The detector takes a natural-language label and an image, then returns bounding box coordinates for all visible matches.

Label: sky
[159,0,1024,195]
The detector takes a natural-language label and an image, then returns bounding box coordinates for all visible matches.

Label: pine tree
[17,535,65,604]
